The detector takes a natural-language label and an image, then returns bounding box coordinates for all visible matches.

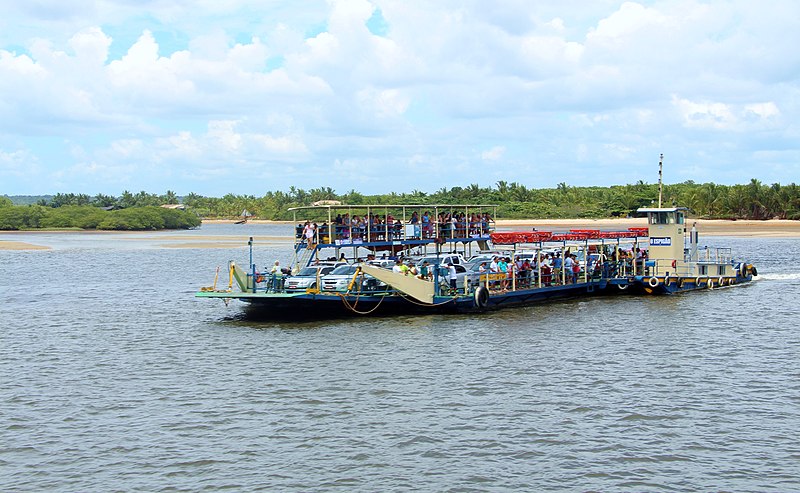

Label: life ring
[751,266,758,277]
[671,259,677,269]
[474,286,489,308]
[739,263,748,277]
[648,276,660,288]
[707,278,714,289]
[255,274,265,283]
[677,278,684,288]
[664,275,674,286]
[695,276,703,286]
[718,276,724,286]
[617,284,629,291]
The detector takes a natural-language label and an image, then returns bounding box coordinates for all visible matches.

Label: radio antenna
[657,153,664,208]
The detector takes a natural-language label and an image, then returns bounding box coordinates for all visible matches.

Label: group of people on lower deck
[476,246,650,292]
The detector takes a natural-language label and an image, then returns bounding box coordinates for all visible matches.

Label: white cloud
[356,87,409,118]
[0,0,798,194]
[0,50,44,77]
[207,120,243,152]
[68,27,111,64]
[743,102,780,121]
[481,146,505,161]
[0,148,38,176]
[672,96,782,131]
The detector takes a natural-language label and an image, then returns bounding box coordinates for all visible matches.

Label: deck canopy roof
[636,206,689,213]
[288,204,498,212]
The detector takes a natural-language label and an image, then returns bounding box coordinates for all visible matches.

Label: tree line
[179,179,800,220]
[2,179,799,230]
[0,201,200,230]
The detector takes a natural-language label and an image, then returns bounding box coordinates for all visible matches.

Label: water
[2,226,799,492]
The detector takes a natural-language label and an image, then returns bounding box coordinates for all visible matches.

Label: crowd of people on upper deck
[295,211,495,245]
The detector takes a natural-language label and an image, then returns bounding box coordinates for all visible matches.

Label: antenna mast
[657,153,664,208]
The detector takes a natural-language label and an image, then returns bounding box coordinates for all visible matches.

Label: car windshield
[330,265,357,275]
[296,267,319,276]
[469,254,495,263]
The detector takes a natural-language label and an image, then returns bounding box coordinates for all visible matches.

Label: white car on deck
[285,262,346,292]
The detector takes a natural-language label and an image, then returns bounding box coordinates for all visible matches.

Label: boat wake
[756,272,800,281]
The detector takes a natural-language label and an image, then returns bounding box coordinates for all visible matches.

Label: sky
[0,0,798,197]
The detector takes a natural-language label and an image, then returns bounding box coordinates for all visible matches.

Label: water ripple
[1,233,799,491]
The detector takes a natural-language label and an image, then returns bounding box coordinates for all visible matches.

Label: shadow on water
[209,287,702,331]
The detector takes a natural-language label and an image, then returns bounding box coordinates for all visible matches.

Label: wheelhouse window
[649,212,675,224]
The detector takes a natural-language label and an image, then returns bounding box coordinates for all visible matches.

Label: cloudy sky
[1,0,798,196]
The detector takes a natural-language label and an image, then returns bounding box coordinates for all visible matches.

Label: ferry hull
[198,281,641,319]
[631,273,755,295]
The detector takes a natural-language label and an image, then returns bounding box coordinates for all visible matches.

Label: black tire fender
[474,286,489,308]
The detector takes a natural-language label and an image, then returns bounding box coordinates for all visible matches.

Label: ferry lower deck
[197,263,755,319]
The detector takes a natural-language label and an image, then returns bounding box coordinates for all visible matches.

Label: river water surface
[1,224,799,492]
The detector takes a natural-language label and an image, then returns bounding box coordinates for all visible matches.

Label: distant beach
[199,217,800,238]
[3,218,799,251]
[0,240,52,250]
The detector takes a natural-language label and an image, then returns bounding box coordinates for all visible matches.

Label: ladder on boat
[293,244,317,272]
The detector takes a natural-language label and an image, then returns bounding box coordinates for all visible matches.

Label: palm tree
[746,179,766,219]
[162,190,179,205]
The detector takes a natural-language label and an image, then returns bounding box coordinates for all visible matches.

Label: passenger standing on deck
[541,261,552,286]
[595,251,607,278]
[571,254,580,283]
[564,254,575,284]
[447,263,458,294]
[422,211,431,238]
[419,261,431,280]
[304,221,316,249]
[489,256,499,289]
[497,257,509,291]
[521,258,532,287]
[553,253,563,284]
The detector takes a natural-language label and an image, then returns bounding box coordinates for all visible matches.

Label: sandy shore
[2,218,798,251]
[202,219,293,224]
[0,241,52,250]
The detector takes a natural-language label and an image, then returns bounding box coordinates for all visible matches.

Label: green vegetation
[179,179,800,221]
[2,179,798,230]
[0,205,200,231]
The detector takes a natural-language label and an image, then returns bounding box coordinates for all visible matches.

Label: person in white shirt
[563,255,575,284]
[447,263,458,294]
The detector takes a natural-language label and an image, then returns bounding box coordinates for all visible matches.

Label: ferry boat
[196,202,757,319]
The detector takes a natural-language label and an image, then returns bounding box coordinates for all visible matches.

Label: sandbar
[161,241,288,249]
[0,240,52,250]
[2,218,798,251]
